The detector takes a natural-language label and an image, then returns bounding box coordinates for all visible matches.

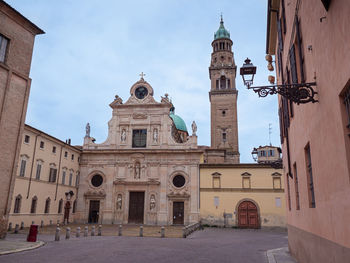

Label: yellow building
[8,125,81,227]
[200,163,285,228]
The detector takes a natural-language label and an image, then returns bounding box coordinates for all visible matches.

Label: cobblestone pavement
[1,228,290,263]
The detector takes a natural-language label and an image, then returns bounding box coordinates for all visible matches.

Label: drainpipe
[27,134,40,199]
[54,145,63,201]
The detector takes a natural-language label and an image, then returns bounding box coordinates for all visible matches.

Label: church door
[128,192,144,224]
[88,200,100,223]
[238,201,259,228]
[173,201,184,225]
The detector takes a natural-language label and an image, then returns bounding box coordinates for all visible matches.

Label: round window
[172,175,186,188]
[91,174,103,187]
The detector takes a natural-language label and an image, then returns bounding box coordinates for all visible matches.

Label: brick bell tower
[208,16,240,163]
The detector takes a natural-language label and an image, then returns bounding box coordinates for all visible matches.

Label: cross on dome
[139,72,146,80]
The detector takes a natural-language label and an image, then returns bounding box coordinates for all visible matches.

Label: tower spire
[220,13,223,24]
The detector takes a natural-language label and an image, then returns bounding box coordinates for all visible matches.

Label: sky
[7,0,280,163]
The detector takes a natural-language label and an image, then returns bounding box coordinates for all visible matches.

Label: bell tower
[208,17,240,163]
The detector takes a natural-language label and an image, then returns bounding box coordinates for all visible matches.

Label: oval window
[91,174,103,187]
[172,175,186,188]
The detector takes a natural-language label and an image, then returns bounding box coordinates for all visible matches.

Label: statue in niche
[191,121,197,136]
[121,129,126,142]
[85,123,90,137]
[134,162,141,179]
[153,128,158,143]
[117,194,122,210]
[150,194,156,211]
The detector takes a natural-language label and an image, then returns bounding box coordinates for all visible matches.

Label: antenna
[268,123,272,146]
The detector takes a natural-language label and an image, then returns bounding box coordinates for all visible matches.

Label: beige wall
[8,125,80,227]
[0,2,43,238]
[200,164,285,227]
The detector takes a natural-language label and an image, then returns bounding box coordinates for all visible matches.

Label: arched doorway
[237,201,259,228]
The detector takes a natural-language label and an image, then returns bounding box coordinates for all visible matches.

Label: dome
[169,113,188,133]
[214,17,230,40]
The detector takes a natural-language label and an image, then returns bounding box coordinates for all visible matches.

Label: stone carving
[191,121,197,136]
[121,129,126,142]
[153,128,158,143]
[117,194,122,210]
[133,113,148,119]
[85,123,90,137]
[161,93,170,103]
[150,194,156,211]
[134,162,141,179]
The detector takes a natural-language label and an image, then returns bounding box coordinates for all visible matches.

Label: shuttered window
[344,86,350,128]
[19,159,26,177]
[277,18,283,51]
[290,45,298,83]
[305,144,316,208]
[49,168,57,182]
[35,164,41,180]
[281,0,287,34]
[0,34,9,62]
[295,16,305,83]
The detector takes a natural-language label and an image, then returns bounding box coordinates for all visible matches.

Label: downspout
[54,145,63,201]
[27,134,40,199]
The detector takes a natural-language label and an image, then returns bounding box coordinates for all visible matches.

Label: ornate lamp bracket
[247,82,318,104]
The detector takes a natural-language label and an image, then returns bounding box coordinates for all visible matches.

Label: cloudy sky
[8,0,280,163]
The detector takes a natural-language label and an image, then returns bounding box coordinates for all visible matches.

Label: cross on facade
[139,72,146,79]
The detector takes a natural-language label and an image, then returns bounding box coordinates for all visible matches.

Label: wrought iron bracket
[247,82,318,104]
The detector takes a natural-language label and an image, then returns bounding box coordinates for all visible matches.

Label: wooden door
[128,192,144,224]
[88,200,100,223]
[238,201,259,228]
[173,202,184,225]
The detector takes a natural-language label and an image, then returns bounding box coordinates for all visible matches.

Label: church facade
[75,77,202,225]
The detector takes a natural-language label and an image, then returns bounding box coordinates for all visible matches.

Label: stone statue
[191,121,197,136]
[150,195,156,211]
[134,162,140,179]
[153,128,158,143]
[85,123,90,137]
[117,194,122,210]
[121,129,126,142]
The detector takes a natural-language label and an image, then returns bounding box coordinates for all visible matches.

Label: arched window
[58,199,63,213]
[69,171,73,186]
[13,194,22,213]
[30,196,37,214]
[44,197,50,214]
[220,76,226,89]
[73,200,77,213]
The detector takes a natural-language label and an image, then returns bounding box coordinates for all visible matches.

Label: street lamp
[251,147,258,162]
[239,58,318,104]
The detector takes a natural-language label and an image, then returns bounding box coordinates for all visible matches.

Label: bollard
[182,227,187,238]
[14,224,19,234]
[8,222,12,231]
[139,225,143,237]
[91,226,95,236]
[84,226,88,237]
[50,220,52,226]
[66,227,71,239]
[20,222,24,230]
[76,227,81,238]
[118,225,122,236]
[41,220,44,228]
[55,227,60,241]
[98,225,102,236]
[161,226,165,238]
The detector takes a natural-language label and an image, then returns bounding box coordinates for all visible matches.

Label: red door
[238,201,259,228]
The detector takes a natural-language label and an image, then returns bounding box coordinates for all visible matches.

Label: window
[30,196,37,214]
[69,172,73,186]
[321,0,331,11]
[273,177,282,189]
[268,150,275,157]
[40,141,45,149]
[64,151,68,158]
[58,199,63,213]
[71,154,74,161]
[242,177,251,188]
[305,143,316,208]
[52,146,56,153]
[49,168,57,182]
[19,159,26,177]
[293,163,300,210]
[75,173,80,187]
[212,173,221,188]
[286,174,291,211]
[35,163,42,180]
[214,196,219,208]
[222,110,226,116]
[259,150,266,157]
[222,132,227,142]
[132,129,147,148]
[275,197,282,208]
[44,198,50,214]
[13,195,22,213]
[342,85,350,129]
[62,170,66,185]
[0,34,9,62]
[24,135,30,143]
[173,175,186,188]
[91,174,103,187]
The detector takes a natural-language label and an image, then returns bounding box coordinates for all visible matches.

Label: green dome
[169,113,188,132]
[214,17,230,40]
